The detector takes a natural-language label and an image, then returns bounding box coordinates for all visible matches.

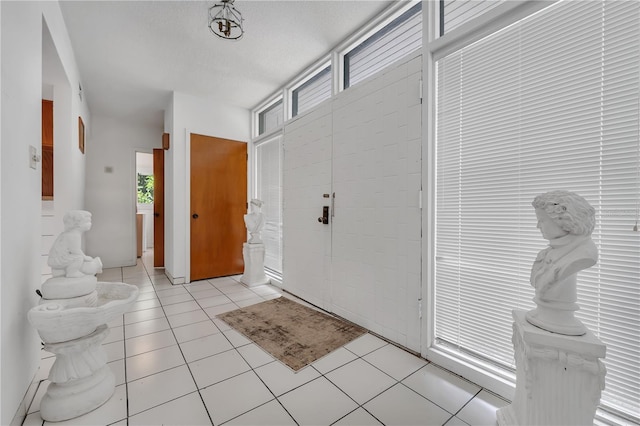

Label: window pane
[441,0,505,36]
[344,3,422,88]
[292,66,331,117]
[258,100,283,135]
[255,136,282,273]
[435,0,640,419]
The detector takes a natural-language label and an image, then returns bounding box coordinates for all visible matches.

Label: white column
[240,243,270,287]
[497,310,606,426]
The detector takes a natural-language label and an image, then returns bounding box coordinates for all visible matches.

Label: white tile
[235,296,266,307]
[198,294,234,308]
[28,381,47,414]
[124,317,170,339]
[42,384,127,425]
[166,309,209,328]
[22,412,43,426]
[124,307,164,325]
[179,332,234,363]
[363,343,427,380]
[278,377,358,425]
[364,383,451,426]
[189,288,224,299]
[125,329,176,357]
[333,408,383,425]
[158,293,194,306]
[223,328,251,347]
[403,364,480,414]
[162,300,201,316]
[445,416,470,425]
[236,344,276,369]
[173,320,220,343]
[103,326,124,344]
[184,282,217,294]
[200,371,274,425]
[250,285,282,297]
[127,365,197,416]
[189,349,251,389]
[204,303,238,317]
[103,340,125,362]
[108,359,126,386]
[126,345,185,382]
[135,290,158,301]
[312,347,359,374]
[35,356,55,381]
[225,289,260,302]
[225,399,297,425]
[254,359,320,396]
[128,392,211,426]
[326,359,396,404]
[155,286,189,298]
[344,333,387,356]
[456,390,508,426]
[212,317,232,331]
[129,298,161,312]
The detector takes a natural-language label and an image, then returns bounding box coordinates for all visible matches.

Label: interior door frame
[185,129,250,283]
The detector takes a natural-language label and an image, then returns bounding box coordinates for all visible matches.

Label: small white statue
[526,190,598,335]
[244,199,264,244]
[48,210,103,278]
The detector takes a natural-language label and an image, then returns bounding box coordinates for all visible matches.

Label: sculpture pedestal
[240,243,270,287]
[497,310,606,426]
[40,325,115,422]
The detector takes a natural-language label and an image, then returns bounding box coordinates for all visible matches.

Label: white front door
[282,103,333,309]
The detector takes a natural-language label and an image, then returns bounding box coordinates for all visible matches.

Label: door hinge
[418,78,423,104]
[418,298,423,319]
[418,190,423,210]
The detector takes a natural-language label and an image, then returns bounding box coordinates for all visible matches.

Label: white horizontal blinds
[345,3,422,88]
[258,100,283,135]
[255,136,283,273]
[292,66,331,117]
[442,0,505,35]
[591,1,640,416]
[435,0,640,419]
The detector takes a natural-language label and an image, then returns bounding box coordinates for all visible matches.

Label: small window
[440,0,505,36]
[258,100,284,136]
[292,66,332,117]
[344,3,422,89]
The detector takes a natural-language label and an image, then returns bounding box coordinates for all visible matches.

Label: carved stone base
[40,325,115,422]
[240,243,270,287]
[497,310,606,426]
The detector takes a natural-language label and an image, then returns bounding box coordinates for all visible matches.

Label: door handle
[192,213,199,219]
[317,206,329,224]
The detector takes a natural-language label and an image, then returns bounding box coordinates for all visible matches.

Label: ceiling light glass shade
[208,0,244,40]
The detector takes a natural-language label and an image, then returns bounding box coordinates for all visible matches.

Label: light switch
[29,145,40,169]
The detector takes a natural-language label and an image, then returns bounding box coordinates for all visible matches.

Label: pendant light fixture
[208,0,244,40]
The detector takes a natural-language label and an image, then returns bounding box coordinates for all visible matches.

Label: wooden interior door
[190,133,247,281]
[153,148,165,267]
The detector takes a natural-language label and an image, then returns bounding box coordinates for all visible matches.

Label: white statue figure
[525,190,598,335]
[48,210,103,278]
[244,199,264,244]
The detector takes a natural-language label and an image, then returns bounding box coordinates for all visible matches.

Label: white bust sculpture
[244,199,264,244]
[48,210,103,278]
[525,190,598,335]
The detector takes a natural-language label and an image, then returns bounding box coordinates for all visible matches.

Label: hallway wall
[0,2,88,424]
[164,92,250,283]
[85,115,162,268]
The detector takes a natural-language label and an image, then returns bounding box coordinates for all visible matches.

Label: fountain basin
[28,282,139,344]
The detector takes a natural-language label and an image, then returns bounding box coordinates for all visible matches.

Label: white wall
[0,2,88,424]
[85,115,162,268]
[164,91,250,283]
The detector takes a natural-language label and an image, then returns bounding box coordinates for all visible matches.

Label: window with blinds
[258,99,284,136]
[440,0,505,36]
[255,135,283,273]
[435,0,639,421]
[292,66,331,118]
[344,2,422,89]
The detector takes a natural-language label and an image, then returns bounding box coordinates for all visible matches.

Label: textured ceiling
[58,0,395,128]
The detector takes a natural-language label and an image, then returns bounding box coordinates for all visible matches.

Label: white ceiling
[58,0,396,128]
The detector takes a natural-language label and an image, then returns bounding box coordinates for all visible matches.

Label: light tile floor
[24,251,508,425]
